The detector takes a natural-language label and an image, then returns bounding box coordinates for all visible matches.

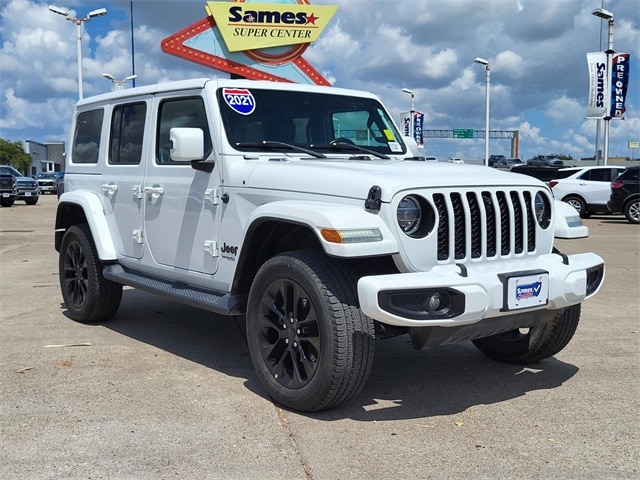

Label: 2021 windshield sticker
[223,88,256,115]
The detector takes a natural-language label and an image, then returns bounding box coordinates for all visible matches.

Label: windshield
[0,165,24,177]
[217,88,406,156]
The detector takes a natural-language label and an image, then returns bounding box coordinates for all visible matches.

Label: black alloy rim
[257,278,321,389]
[62,240,88,309]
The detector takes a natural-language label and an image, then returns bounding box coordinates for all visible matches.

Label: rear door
[578,167,626,207]
[100,99,149,259]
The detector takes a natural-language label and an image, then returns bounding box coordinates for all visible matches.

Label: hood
[244,157,546,202]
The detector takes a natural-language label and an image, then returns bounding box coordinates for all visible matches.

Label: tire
[563,196,587,217]
[1,199,14,207]
[472,304,581,363]
[246,251,375,412]
[59,224,122,323]
[624,199,640,224]
[25,197,38,205]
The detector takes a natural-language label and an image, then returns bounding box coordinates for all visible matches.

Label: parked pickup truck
[55,78,604,412]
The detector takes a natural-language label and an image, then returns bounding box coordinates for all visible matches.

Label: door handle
[144,185,165,195]
[101,183,119,195]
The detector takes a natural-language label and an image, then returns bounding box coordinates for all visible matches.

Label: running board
[103,264,245,316]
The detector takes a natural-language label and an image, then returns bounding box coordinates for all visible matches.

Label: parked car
[0,165,40,205]
[54,77,603,412]
[488,154,506,167]
[36,172,63,195]
[506,158,523,168]
[549,166,626,217]
[527,155,564,167]
[608,166,640,224]
[0,172,17,207]
[511,165,562,184]
[448,157,464,164]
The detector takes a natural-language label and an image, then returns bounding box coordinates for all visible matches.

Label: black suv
[0,172,16,207]
[608,166,640,224]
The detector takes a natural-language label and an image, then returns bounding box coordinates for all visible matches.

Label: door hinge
[132,229,144,244]
[132,185,144,199]
[203,240,218,257]
[204,188,220,205]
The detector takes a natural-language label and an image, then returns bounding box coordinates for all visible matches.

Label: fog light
[378,288,464,320]
[426,292,451,315]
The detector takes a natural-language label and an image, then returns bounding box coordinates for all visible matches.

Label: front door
[142,93,220,276]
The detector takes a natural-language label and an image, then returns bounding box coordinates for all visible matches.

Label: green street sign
[453,129,474,139]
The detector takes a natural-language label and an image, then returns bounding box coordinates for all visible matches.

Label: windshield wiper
[235,141,326,159]
[312,141,390,160]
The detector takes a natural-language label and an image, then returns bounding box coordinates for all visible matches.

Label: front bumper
[16,189,39,200]
[358,252,604,328]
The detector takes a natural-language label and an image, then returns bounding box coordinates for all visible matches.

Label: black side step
[103,264,246,316]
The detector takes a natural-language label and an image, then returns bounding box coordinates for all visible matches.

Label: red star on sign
[306,13,318,25]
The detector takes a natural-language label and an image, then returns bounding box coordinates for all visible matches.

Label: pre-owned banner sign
[610,53,630,119]
[586,52,608,119]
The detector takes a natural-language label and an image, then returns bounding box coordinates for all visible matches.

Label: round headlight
[534,192,551,229]
[397,195,421,235]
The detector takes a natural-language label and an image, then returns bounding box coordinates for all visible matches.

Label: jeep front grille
[432,189,537,261]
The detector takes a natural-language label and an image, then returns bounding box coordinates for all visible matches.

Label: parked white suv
[550,166,626,217]
[55,78,604,411]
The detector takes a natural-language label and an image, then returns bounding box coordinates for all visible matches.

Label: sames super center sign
[161,1,337,85]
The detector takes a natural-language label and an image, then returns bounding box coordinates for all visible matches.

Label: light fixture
[49,5,108,100]
[473,57,490,166]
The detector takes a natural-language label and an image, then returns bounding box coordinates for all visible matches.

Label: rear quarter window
[72,109,104,164]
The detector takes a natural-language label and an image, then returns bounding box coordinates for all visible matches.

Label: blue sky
[0,0,638,161]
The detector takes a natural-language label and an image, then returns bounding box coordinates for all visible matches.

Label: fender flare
[244,200,399,257]
[56,190,118,260]
[553,200,588,239]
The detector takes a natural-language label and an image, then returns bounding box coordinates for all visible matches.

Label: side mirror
[170,127,204,162]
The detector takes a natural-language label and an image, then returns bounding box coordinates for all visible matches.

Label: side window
[588,169,612,182]
[72,109,104,164]
[157,97,212,164]
[110,102,146,165]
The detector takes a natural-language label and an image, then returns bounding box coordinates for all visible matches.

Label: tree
[0,138,31,174]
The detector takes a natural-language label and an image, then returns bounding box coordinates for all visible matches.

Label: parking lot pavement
[1,195,638,479]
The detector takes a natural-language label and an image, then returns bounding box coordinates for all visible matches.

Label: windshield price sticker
[505,272,549,310]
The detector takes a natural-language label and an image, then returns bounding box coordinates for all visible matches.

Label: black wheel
[1,199,14,207]
[59,224,122,323]
[246,251,375,412]
[25,197,38,205]
[624,199,640,224]
[563,196,587,217]
[472,304,581,363]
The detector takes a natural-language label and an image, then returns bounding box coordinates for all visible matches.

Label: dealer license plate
[503,271,549,311]
[2,193,8,198]
[25,192,31,196]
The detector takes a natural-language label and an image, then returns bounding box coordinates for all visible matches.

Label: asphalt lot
[1,194,638,479]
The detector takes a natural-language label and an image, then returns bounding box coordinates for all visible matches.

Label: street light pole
[592,8,614,166]
[102,73,138,91]
[49,5,108,100]
[474,57,490,166]
[402,88,415,143]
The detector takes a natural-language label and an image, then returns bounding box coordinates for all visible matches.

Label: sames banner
[586,52,608,119]
[610,53,630,119]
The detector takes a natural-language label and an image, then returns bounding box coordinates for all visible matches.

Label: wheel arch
[232,201,400,296]
[623,193,640,209]
[55,191,117,260]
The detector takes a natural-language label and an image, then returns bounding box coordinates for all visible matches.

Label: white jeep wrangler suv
[55,78,604,412]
